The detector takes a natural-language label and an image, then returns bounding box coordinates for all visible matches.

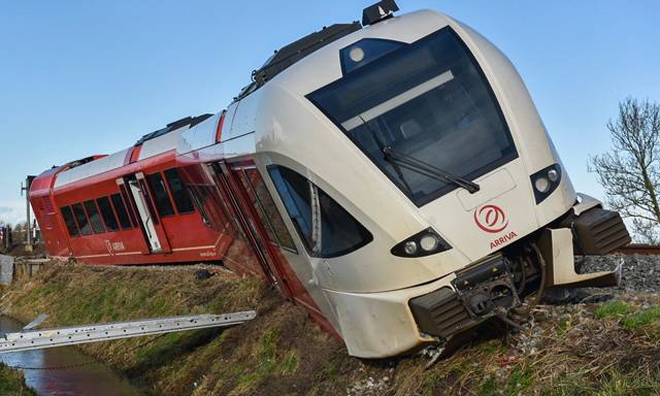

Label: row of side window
[59,168,195,238]
[60,192,134,237]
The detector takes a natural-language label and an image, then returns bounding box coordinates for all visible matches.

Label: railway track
[615,244,660,255]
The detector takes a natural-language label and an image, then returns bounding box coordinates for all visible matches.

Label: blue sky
[0,0,659,225]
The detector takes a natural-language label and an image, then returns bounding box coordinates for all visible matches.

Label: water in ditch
[0,316,143,396]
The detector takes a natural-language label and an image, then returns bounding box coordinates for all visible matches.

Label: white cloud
[0,200,26,226]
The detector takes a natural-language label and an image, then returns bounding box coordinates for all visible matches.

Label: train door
[213,161,294,297]
[117,173,170,254]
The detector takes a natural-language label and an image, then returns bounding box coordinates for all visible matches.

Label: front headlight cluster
[391,228,451,258]
[530,164,562,204]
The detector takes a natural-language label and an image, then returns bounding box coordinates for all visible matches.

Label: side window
[146,173,175,218]
[188,183,232,234]
[119,184,138,227]
[96,197,119,232]
[236,170,279,245]
[111,193,133,230]
[60,206,79,237]
[164,168,195,214]
[72,203,92,236]
[268,166,373,258]
[84,200,105,234]
[244,168,297,252]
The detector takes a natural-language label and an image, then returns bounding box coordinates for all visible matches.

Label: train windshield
[308,27,517,206]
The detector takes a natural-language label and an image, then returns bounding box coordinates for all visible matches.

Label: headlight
[530,164,562,204]
[404,241,418,255]
[420,234,440,251]
[391,228,451,258]
[534,177,550,193]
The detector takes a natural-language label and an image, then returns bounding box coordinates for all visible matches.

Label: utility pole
[20,175,36,251]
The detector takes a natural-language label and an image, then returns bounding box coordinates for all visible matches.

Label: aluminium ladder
[0,311,256,354]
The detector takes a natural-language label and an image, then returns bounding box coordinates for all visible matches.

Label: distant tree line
[0,221,28,252]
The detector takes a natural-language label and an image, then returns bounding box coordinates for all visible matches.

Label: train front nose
[308,26,519,210]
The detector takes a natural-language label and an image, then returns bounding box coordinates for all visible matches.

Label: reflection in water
[0,316,143,396]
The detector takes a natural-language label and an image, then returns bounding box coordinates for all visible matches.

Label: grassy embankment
[0,363,36,396]
[1,260,659,395]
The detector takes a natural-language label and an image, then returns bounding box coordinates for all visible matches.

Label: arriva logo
[473,204,508,233]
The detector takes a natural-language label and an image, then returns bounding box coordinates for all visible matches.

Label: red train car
[29,115,235,265]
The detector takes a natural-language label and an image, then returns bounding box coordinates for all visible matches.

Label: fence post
[21,176,36,252]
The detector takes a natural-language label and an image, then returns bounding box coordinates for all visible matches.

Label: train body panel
[30,121,228,265]
[31,3,630,358]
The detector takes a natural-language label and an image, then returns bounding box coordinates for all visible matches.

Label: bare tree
[589,98,660,243]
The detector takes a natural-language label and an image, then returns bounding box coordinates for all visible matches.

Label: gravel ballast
[581,254,660,294]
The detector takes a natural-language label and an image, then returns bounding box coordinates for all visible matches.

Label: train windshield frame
[308,26,518,207]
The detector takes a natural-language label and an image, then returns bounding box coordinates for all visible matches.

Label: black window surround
[164,168,196,215]
[307,26,518,207]
[268,165,373,259]
[111,193,133,230]
[83,200,106,234]
[146,173,176,218]
[72,203,92,236]
[119,184,138,227]
[60,206,80,237]
[96,196,120,232]
[241,168,298,253]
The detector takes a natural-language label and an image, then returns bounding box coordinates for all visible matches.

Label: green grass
[477,376,498,396]
[543,375,594,396]
[558,316,572,336]
[504,366,533,395]
[595,301,660,341]
[594,371,659,396]
[280,350,299,375]
[595,301,634,319]
[475,366,533,396]
[226,329,301,393]
[622,306,660,330]
[0,364,36,396]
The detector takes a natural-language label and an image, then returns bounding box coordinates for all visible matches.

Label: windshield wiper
[359,117,415,196]
[382,147,480,194]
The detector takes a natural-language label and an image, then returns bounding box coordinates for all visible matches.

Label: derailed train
[30,1,630,358]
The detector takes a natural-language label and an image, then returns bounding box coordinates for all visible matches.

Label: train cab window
[111,194,133,230]
[268,166,373,258]
[96,197,119,232]
[71,203,92,236]
[60,206,80,237]
[146,173,175,218]
[164,169,195,214]
[244,168,297,252]
[308,27,517,207]
[84,200,106,234]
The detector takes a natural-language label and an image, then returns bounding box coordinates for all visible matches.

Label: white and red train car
[31,1,631,358]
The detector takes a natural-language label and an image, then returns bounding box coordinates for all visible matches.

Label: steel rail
[614,244,660,255]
